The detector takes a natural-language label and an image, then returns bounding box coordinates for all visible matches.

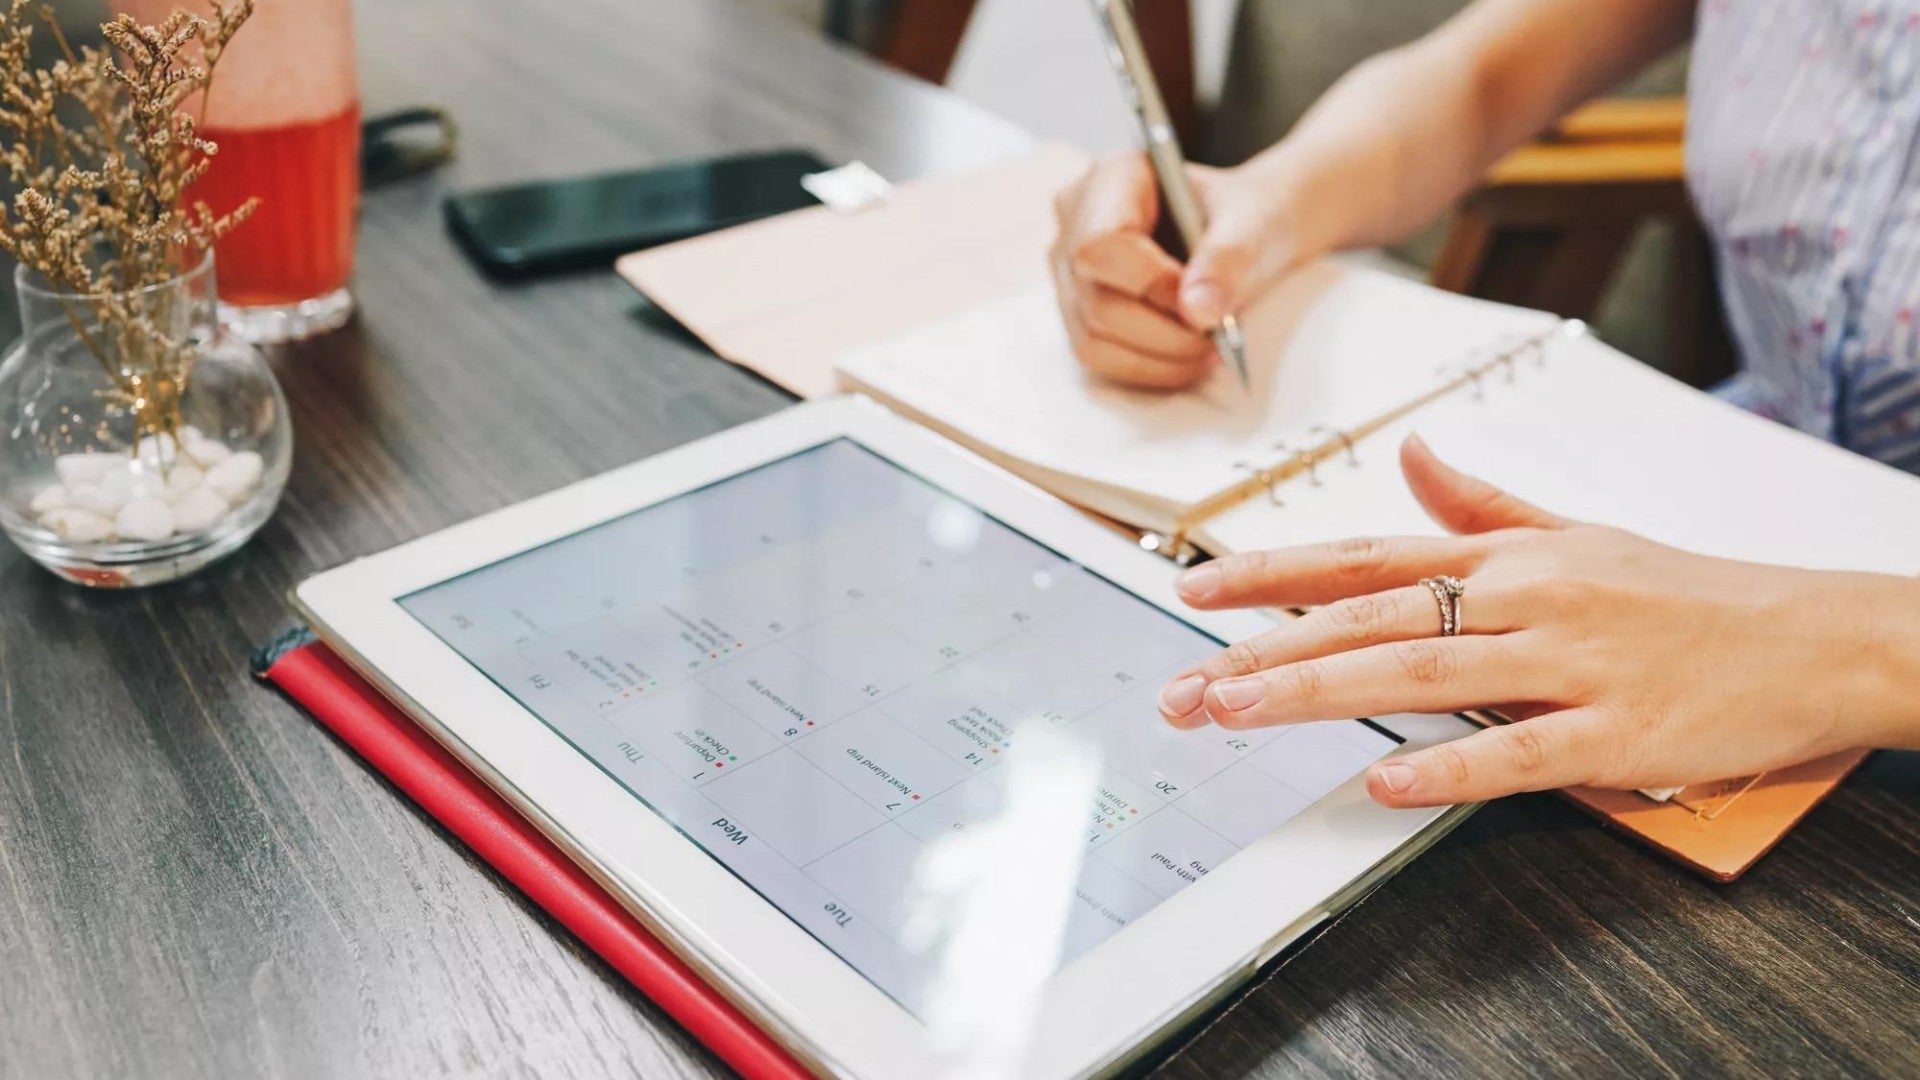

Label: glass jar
[0,254,292,587]
[118,0,362,343]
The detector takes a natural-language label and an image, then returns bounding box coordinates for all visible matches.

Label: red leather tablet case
[253,632,814,1080]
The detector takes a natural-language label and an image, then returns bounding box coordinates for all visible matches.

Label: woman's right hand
[1045,0,1699,390]
[1048,152,1310,390]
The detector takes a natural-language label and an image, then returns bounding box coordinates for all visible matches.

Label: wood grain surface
[1,1,1914,1077]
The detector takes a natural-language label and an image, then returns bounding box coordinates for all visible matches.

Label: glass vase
[0,254,292,587]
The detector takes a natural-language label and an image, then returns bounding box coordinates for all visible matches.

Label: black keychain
[360,107,458,188]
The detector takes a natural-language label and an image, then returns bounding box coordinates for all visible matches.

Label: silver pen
[1091,0,1251,389]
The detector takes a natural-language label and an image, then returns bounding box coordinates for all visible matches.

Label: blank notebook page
[835,261,1557,519]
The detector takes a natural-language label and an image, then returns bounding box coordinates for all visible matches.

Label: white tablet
[294,396,1479,1080]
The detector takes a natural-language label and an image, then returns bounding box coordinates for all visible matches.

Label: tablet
[294,396,1479,1079]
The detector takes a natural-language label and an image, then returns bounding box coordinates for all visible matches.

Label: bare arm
[1261,0,1699,255]
[1049,0,1698,389]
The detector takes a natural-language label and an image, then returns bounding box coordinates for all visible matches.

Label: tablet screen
[401,439,1397,1017]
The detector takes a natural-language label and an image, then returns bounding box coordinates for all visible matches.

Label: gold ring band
[1420,575,1466,637]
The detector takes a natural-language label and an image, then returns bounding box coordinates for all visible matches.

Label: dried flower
[0,0,256,449]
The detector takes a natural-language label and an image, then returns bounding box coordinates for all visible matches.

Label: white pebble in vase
[40,507,113,543]
[135,432,178,469]
[29,485,69,514]
[67,484,110,516]
[163,462,205,500]
[205,450,263,503]
[127,468,168,502]
[70,472,131,516]
[54,452,117,488]
[171,487,229,534]
[114,498,175,542]
[99,467,133,500]
[184,436,233,468]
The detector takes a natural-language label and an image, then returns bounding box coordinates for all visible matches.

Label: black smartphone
[444,148,830,278]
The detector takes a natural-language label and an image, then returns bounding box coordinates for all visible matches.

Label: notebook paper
[838,256,1920,577]
[836,260,1558,533]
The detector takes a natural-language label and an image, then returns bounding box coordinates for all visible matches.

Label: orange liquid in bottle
[195,104,362,307]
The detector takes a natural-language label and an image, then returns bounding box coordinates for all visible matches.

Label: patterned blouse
[1686,0,1920,472]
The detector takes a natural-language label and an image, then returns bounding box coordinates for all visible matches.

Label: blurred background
[24,0,1710,383]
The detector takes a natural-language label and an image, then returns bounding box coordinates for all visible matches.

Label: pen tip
[1214,314,1250,389]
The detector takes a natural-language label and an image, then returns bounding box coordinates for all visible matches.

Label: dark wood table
[3,1,1915,1076]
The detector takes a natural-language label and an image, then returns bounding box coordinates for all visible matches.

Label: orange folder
[1564,752,1870,881]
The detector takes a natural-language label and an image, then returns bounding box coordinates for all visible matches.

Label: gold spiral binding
[1165,318,1587,552]
[1308,424,1360,467]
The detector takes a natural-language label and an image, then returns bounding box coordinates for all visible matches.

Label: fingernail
[1209,676,1264,712]
[1374,762,1416,794]
[1181,280,1226,326]
[1158,674,1206,717]
[1177,564,1220,602]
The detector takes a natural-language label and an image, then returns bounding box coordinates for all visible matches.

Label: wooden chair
[1431,97,1736,388]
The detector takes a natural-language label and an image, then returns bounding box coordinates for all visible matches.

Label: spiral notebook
[828,259,1920,879]
[836,260,1920,578]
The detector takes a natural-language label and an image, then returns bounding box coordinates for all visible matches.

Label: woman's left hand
[1155,435,1920,808]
